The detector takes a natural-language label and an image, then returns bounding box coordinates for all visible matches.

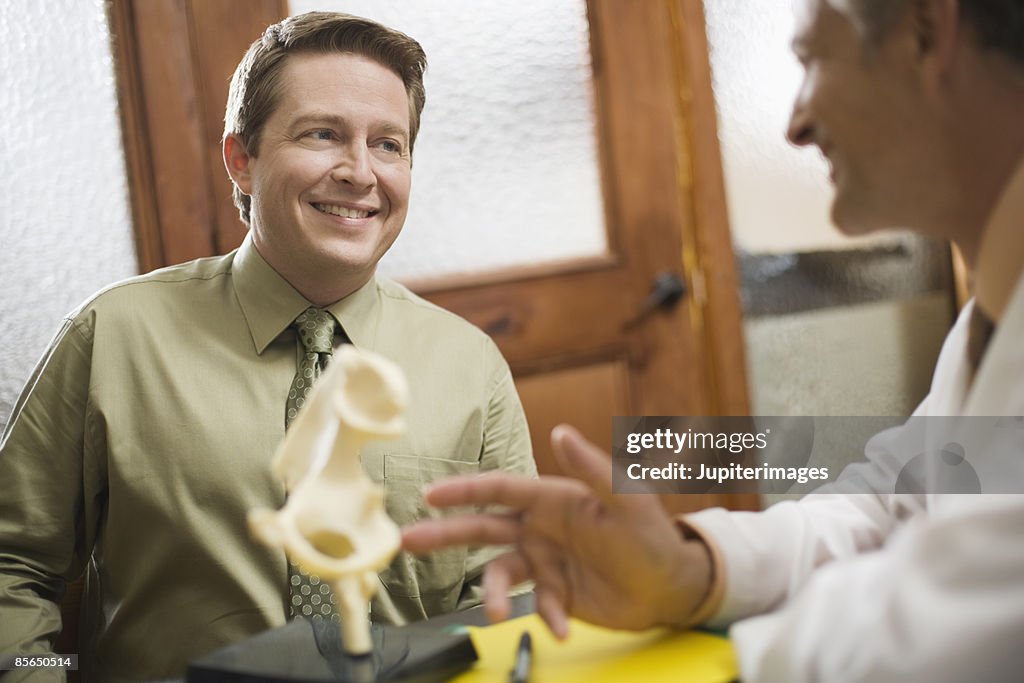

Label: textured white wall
[0,0,136,429]
[289,0,608,280]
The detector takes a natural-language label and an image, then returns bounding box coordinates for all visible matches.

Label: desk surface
[174,594,737,683]
[453,611,736,683]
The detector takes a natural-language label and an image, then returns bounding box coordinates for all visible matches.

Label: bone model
[249,345,408,655]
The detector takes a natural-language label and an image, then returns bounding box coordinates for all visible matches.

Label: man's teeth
[313,203,372,218]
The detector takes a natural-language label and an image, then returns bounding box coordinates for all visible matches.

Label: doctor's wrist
[665,518,725,628]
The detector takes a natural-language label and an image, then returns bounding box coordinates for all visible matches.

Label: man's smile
[311,202,379,219]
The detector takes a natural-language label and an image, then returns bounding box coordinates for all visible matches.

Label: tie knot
[293,307,336,355]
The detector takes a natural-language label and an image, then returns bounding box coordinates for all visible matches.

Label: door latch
[623,271,687,329]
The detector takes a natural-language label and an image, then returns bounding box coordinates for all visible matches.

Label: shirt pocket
[380,454,478,603]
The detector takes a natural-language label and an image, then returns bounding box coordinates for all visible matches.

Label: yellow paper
[450,614,737,683]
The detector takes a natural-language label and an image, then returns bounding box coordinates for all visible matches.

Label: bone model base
[249,345,409,655]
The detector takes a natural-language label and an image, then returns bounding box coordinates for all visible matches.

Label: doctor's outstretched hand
[401,424,717,638]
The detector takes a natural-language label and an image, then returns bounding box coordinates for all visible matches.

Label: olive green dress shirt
[0,235,535,681]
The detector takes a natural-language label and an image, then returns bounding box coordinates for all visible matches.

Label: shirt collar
[324,271,381,349]
[232,234,382,353]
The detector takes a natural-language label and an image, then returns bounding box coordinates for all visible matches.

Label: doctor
[402,0,1024,680]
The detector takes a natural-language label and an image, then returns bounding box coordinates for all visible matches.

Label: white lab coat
[688,272,1024,682]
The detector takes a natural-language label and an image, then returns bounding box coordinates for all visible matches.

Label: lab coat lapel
[965,272,1024,417]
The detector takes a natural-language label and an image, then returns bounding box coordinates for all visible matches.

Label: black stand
[186,618,477,683]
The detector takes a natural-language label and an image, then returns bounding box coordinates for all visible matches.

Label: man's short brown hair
[224,11,427,225]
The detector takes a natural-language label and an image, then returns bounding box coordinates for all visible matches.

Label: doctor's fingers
[482,544,572,640]
[424,471,590,512]
[522,535,572,640]
[551,424,615,505]
[483,550,532,624]
[402,512,520,554]
[551,424,667,519]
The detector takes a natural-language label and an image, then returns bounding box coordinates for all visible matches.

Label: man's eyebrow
[289,112,409,141]
[288,111,338,128]
[375,122,410,142]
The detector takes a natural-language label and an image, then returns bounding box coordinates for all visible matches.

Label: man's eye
[307,129,335,141]
[378,140,402,154]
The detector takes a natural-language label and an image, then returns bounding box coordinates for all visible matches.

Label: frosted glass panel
[0,0,136,428]
[289,0,607,280]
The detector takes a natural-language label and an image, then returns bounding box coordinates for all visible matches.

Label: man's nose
[330,144,375,189]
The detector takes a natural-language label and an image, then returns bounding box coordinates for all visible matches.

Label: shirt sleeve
[456,342,537,611]
[0,315,101,673]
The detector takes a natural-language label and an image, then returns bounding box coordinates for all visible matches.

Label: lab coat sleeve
[730,494,1024,682]
[687,415,930,626]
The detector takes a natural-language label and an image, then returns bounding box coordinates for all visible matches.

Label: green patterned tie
[286,307,340,621]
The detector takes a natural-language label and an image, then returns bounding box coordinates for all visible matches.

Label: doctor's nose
[786,88,815,148]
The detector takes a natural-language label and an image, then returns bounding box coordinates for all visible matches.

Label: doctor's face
[785,0,937,236]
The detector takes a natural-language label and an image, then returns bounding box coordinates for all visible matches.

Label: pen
[508,630,532,683]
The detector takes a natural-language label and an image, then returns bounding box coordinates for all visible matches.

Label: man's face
[787,0,935,235]
[228,52,412,295]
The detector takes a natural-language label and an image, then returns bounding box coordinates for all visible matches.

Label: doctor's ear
[223,134,254,195]
[911,0,959,81]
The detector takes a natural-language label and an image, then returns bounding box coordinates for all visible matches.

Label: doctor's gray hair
[826,0,1024,65]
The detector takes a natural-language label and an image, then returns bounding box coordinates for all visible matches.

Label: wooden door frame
[108,0,286,273]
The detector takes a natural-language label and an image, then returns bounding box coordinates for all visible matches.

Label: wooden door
[417,2,750,507]
[110,0,754,513]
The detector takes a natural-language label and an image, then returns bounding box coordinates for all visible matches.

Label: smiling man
[0,12,534,681]
[403,1,1024,681]
[223,48,413,306]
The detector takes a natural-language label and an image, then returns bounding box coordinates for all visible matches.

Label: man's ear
[223,134,254,195]
[913,0,960,88]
